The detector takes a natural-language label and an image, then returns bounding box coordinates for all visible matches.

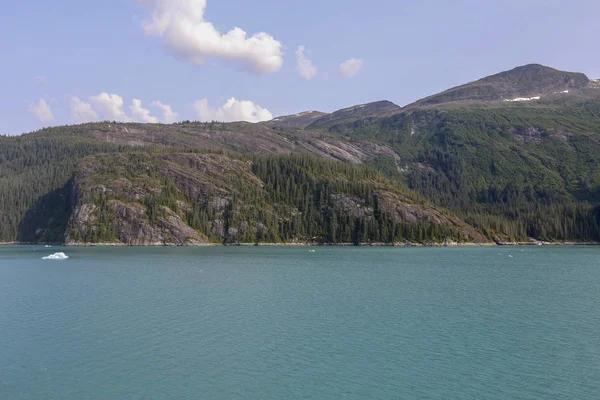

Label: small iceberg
[42,252,69,260]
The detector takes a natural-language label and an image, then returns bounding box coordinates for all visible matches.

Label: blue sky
[2,0,600,135]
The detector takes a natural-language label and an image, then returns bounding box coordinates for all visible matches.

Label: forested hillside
[67,152,486,245]
[2,63,600,244]
[316,101,600,241]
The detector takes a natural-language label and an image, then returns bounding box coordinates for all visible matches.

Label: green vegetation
[0,131,125,242]
[3,63,600,244]
[321,102,600,241]
[66,152,476,245]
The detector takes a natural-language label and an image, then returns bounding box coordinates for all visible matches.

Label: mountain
[306,100,401,130]
[269,111,328,129]
[0,134,486,244]
[2,63,600,245]
[64,153,485,245]
[408,64,600,108]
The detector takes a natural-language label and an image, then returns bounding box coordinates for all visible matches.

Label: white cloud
[70,97,99,123]
[339,58,363,78]
[29,99,54,124]
[151,101,178,123]
[90,93,128,121]
[295,45,317,81]
[136,0,283,74]
[193,97,273,123]
[130,99,159,123]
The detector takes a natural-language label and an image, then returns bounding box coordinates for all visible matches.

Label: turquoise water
[1,246,599,399]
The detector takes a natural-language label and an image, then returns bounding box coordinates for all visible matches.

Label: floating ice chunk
[42,252,69,260]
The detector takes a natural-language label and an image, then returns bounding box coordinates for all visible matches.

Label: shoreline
[2,241,600,247]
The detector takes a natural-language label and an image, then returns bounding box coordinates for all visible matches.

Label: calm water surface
[1,246,599,399]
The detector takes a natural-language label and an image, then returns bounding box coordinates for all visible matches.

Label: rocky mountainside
[65,153,485,245]
[2,63,600,245]
[407,64,600,108]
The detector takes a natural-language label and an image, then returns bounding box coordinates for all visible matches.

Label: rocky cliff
[64,152,487,245]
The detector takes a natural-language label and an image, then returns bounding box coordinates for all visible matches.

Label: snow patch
[503,96,541,102]
[42,252,69,260]
[553,90,569,94]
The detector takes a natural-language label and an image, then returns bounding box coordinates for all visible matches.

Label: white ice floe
[503,96,541,102]
[42,252,69,260]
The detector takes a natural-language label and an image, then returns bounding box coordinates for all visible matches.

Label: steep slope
[311,99,600,241]
[0,120,401,243]
[65,153,486,245]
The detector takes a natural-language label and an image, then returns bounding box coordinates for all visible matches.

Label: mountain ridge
[2,62,600,245]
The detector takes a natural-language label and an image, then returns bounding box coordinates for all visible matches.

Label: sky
[2,0,600,135]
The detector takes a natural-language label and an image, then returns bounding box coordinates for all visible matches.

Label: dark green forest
[66,152,476,245]
[322,102,600,241]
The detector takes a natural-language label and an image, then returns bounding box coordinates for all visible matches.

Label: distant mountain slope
[28,121,400,164]
[408,64,599,108]
[306,100,401,130]
[269,111,329,129]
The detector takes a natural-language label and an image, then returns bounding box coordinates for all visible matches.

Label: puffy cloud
[193,97,272,123]
[90,93,128,121]
[136,0,283,74]
[295,45,317,81]
[70,97,99,123]
[29,99,54,124]
[339,58,363,78]
[151,101,179,123]
[70,94,176,124]
[130,99,159,123]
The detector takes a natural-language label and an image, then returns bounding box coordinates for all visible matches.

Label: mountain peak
[269,110,329,129]
[479,63,589,88]
[410,64,592,108]
[306,100,401,129]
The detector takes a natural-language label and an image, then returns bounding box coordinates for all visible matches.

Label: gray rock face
[66,200,207,246]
